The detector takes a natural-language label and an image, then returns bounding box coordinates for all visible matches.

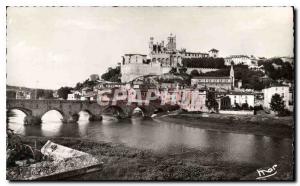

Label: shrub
[278,109,291,117]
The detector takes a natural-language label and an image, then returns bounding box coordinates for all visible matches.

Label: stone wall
[219,110,254,115]
[121,63,162,82]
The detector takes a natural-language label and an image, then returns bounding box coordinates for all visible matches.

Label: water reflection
[8,110,292,165]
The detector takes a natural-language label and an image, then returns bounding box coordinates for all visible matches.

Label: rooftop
[209,48,219,52]
[124,54,147,57]
[192,76,230,79]
[185,51,209,55]
[227,91,255,95]
[229,55,250,58]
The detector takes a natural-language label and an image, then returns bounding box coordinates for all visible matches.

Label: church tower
[167,33,176,51]
[230,64,235,90]
[149,37,154,53]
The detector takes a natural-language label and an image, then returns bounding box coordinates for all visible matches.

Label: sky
[6,7,294,89]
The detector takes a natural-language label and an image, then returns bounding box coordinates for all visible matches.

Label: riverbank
[7,135,293,181]
[154,112,294,139]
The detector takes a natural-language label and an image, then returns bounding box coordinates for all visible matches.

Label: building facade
[179,89,207,112]
[226,92,255,108]
[225,55,252,66]
[191,64,235,90]
[208,48,219,58]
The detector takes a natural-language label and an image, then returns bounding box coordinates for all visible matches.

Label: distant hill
[6,85,54,91]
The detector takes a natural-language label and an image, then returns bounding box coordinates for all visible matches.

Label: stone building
[226,92,255,108]
[121,33,219,82]
[179,89,207,112]
[148,34,182,68]
[208,48,219,58]
[191,64,235,90]
[225,55,252,66]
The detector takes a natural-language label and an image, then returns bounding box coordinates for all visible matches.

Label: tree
[169,67,177,74]
[74,82,83,90]
[182,57,225,69]
[261,58,293,81]
[36,89,45,99]
[241,103,249,110]
[205,92,219,112]
[190,69,200,77]
[43,90,54,99]
[101,66,121,82]
[178,67,187,74]
[36,89,54,99]
[220,96,231,110]
[57,87,73,100]
[270,93,285,114]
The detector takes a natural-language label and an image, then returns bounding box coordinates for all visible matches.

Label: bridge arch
[78,109,93,120]
[40,108,65,119]
[7,107,32,116]
[131,107,145,117]
[103,105,126,117]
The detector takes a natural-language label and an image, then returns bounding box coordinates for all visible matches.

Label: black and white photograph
[4,4,296,181]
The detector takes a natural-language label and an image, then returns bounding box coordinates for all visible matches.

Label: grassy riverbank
[154,113,294,139]
[8,135,293,181]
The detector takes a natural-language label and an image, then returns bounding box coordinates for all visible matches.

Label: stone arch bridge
[7,99,176,125]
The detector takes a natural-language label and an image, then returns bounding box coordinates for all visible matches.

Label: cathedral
[148,34,218,68]
[121,34,219,82]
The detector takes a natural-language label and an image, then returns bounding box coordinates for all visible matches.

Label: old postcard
[6,6,294,181]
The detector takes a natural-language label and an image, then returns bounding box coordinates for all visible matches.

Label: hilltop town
[7,34,294,117]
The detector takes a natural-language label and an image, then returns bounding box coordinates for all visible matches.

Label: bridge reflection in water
[8,110,292,167]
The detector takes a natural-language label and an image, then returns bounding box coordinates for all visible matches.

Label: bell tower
[167,33,176,51]
[149,37,154,53]
[230,64,235,90]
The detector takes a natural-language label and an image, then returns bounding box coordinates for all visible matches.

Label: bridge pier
[24,115,42,125]
[61,113,79,123]
[88,114,103,121]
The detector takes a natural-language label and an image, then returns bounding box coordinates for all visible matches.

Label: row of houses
[67,76,293,114]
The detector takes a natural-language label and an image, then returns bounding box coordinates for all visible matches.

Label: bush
[270,94,285,115]
[254,105,263,111]
[278,109,291,117]
[182,57,225,69]
[241,103,249,110]
[234,103,241,110]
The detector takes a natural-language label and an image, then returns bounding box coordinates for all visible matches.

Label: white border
[0,0,298,185]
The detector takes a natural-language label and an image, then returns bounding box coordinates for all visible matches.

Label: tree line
[258,58,293,81]
[182,57,226,69]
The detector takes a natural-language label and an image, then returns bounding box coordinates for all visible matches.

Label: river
[8,110,293,166]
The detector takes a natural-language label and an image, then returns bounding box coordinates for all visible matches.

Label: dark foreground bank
[7,135,293,181]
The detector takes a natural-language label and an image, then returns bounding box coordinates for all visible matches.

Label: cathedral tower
[166,33,176,51]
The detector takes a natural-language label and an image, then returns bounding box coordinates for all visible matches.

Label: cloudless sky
[7,7,294,89]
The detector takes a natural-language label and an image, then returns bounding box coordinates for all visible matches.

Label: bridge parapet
[7,99,103,125]
[7,99,178,125]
